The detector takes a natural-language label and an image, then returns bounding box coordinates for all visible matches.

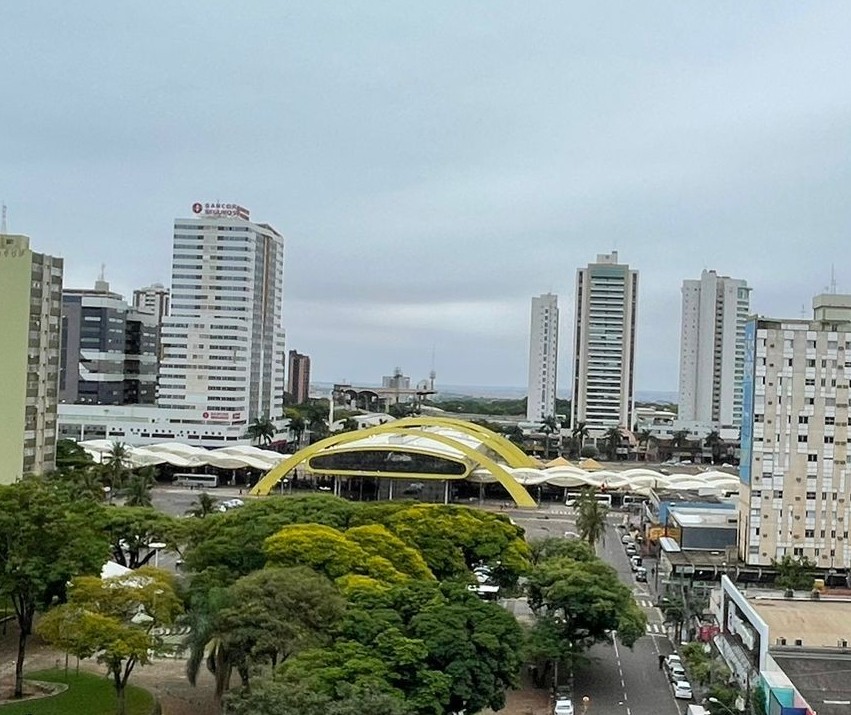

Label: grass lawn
[0,669,154,714]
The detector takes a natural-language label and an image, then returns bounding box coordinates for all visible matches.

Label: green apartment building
[0,235,63,482]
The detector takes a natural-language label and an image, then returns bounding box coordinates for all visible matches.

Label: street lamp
[148,542,166,568]
[708,696,738,715]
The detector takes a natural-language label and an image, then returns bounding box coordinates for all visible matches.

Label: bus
[622,494,649,507]
[565,491,612,508]
[173,473,219,489]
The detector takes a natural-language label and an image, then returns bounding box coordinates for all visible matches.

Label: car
[668,663,687,681]
[554,685,572,700]
[664,654,682,668]
[673,680,693,699]
[553,698,574,715]
[630,555,643,570]
[625,544,638,557]
[621,534,635,544]
[635,566,647,582]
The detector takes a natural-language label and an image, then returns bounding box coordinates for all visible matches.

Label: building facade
[679,270,750,427]
[526,293,559,422]
[61,280,158,405]
[571,251,638,433]
[157,204,286,425]
[0,235,63,481]
[738,297,851,568]
[287,350,311,405]
[132,283,170,322]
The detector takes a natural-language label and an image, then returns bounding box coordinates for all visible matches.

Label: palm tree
[574,488,608,549]
[541,415,559,458]
[671,429,690,460]
[245,416,276,446]
[505,425,525,446]
[186,492,218,518]
[704,430,723,464]
[638,429,653,461]
[102,442,132,502]
[124,467,156,507]
[603,427,622,461]
[285,410,306,446]
[571,421,589,449]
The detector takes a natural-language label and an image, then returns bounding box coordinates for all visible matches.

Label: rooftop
[772,653,851,715]
[669,506,738,528]
[653,488,735,506]
[750,597,851,647]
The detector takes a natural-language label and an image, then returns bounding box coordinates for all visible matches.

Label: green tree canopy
[773,554,815,591]
[38,567,182,715]
[573,488,608,549]
[0,480,108,697]
[101,506,182,569]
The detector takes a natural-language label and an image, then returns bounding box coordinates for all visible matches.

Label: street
[512,509,685,715]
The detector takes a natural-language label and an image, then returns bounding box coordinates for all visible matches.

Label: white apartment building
[158,204,285,423]
[571,251,638,433]
[133,283,170,322]
[526,293,559,422]
[679,270,750,427]
[738,295,851,569]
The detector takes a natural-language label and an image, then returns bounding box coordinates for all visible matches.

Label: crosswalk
[636,597,654,609]
[645,623,665,635]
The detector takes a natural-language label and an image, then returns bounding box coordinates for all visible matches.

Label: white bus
[173,473,219,489]
[565,491,612,508]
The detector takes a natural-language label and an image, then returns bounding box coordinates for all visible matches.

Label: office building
[679,270,750,427]
[133,283,170,322]
[60,278,158,405]
[571,251,638,433]
[738,295,851,568]
[157,202,286,423]
[0,235,63,481]
[526,293,559,422]
[287,350,311,405]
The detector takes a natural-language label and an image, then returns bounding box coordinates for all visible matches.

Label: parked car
[630,555,643,571]
[217,498,245,512]
[673,680,693,699]
[668,662,687,681]
[621,534,634,545]
[664,654,682,669]
[553,698,574,715]
[625,544,638,557]
[635,566,647,582]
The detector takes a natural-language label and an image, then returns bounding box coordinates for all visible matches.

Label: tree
[38,567,182,715]
[571,421,589,449]
[602,427,622,461]
[704,430,724,464]
[579,444,599,458]
[340,417,359,433]
[123,467,156,507]
[245,416,277,446]
[541,415,559,458]
[505,425,525,446]
[0,480,107,697]
[55,438,94,471]
[101,507,181,569]
[186,491,218,518]
[573,490,608,549]
[638,429,654,461]
[671,429,690,450]
[285,410,307,446]
[102,442,133,502]
[773,554,815,591]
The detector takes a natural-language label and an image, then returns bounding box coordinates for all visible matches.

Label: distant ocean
[312,382,676,404]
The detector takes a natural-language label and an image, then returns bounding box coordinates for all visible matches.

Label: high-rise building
[133,283,170,322]
[526,293,559,422]
[0,235,63,482]
[571,251,638,433]
[287,350,311,405]
[157,203,286,424]
[678,270,750,427]
[738,295,851,568]
[60,279,158,405]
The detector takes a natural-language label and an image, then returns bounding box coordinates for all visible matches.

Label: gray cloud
[2,2,851,390]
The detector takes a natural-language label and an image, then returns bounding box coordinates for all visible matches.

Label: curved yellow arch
[250,417,537,507]
[384,416,537,468]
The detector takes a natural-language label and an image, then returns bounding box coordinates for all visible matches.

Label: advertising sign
[192,202,250,220]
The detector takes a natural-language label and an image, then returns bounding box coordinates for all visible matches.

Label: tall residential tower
[157,203,286,424]
[287,350,311,405]
[526,293,559,422]
[571,251,638,433]
[0,235,63,482]
[679,270,750,427]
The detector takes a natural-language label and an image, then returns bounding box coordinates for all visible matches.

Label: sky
[2,3,851,392]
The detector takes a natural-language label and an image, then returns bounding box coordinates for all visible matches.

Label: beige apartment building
[0,235,63,482]
[738,295,851,568]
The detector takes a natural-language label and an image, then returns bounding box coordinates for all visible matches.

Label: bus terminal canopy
[247,417,742,506]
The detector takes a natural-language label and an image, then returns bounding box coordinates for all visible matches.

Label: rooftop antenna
[801,304,807,319]
[831,265,837,294]
[1,204,7,234]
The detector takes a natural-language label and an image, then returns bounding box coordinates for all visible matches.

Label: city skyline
[4,4,851,390]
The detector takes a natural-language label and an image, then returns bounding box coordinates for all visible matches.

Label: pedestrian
[658,654,664,670]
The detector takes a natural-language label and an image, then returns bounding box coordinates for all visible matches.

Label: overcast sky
[3,3,850,392]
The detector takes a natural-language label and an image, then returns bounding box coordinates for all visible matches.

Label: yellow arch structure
[249,417,538,507]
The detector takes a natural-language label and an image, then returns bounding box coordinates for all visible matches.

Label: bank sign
[192,202,250,220]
